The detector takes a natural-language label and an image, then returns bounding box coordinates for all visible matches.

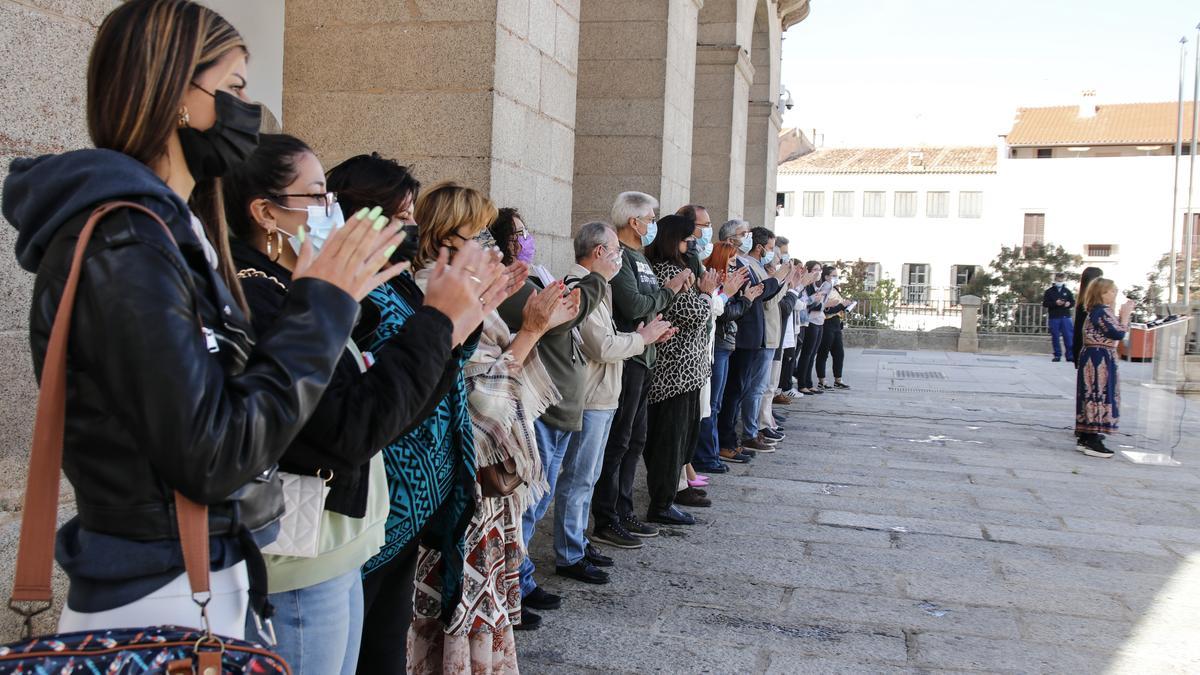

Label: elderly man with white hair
[590,191,691,549]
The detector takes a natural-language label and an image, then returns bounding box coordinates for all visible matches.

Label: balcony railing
[978,302,1049,335]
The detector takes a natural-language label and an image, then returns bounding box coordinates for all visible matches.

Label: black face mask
[178,87,262,181]
[686,239,698,256]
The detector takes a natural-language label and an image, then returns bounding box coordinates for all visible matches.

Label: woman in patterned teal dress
[1075,278,1134,459]
[325,155,513,673]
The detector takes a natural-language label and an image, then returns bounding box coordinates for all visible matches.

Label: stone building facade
[0,0,808,637]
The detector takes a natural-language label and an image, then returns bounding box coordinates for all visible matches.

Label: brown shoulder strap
[10,201,211,614]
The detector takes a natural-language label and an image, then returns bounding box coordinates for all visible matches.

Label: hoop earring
[273,229,285,262]
[177,106,190,129]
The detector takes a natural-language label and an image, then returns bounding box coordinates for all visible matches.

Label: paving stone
[985,524,1173,557]
[658,604,910,664]
[901,570,1129,619]
[1017,612,1135,650]
[913,633,1107,673]
[783,586,1022,641]
[816,510,985,540]
[1060,517,1200,545]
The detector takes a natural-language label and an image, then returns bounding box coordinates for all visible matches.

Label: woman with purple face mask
[490,207,535,265]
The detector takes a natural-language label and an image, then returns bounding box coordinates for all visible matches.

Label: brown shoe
[742,436,775,452]
[719,447,752,463]
[772,394,792,405]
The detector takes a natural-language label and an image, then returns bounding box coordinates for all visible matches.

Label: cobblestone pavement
[513,349,1200,674]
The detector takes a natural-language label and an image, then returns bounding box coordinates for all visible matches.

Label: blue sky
[780,0,1200,147]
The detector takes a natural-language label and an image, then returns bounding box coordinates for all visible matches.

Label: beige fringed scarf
[412,268,560,515]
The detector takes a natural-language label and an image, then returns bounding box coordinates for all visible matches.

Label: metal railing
[843,287,963,331]
[978,302,1049,335]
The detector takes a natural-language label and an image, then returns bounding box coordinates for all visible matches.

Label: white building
[775,95,1200,308]
[774,145,998,309]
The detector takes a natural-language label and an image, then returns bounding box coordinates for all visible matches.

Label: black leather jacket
[28,199,359,541]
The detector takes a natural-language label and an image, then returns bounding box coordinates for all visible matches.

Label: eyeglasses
[268,191,339,218]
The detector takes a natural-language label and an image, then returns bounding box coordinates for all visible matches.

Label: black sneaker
[523,586,562,610]
[620,514,660,538]
[585,543,613,567]
[513,607,542,631]
[762,427,785,441]
[555,560,610,585]
[694,462,730,474]
[1078,435,1114,459]
[675,487,712,508]
[591,522,643,549]
[1052,357,1062,362]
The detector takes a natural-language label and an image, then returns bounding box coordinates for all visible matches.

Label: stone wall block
[581,0,669,22]
[528,0,557,54]
[285,90,493,166]
[285,21,495,94]
[553,4,580,71]
[575,99,665,137]
[577,59,668,99]
[497,0,531,36]
[539,57,578,127]
[577,21,669,62]
[494,27,542,108]
[0,3,106,155]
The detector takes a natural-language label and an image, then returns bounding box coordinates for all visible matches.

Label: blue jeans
[695,348,732,468]
[1049,315,1074,359]
[519,419,576,597]
[554,408,617,566]
[738,348,774,441]
[251,568,364,675]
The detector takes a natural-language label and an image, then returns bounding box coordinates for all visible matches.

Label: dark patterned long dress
[1075,305,1127,435]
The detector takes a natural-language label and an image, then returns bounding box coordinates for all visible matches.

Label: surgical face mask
[178,88,262,182]
[1054,282,1064,288]
[762,250,775,265]
[781,254,791,264]
[280,204,346,255]
[516,233,536,263]
[639,218,658,247]
[697,226,712,248]
[831,276,841,286]
[739,233,753,253]
[699,242,714,260]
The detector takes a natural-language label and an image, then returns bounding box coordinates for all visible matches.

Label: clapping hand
[744,283,764,302]
[698,269,721,295]
[721,266,749,297]
[292,206,408,301]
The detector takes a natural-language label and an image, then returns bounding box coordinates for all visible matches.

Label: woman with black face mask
[2,0,405,637]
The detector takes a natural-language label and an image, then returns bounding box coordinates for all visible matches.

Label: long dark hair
[90,0,249,312]
[489,207,523,265]
[326,153,421,221]
[1078,266,1103,307]
[645,214,691,267]
[223,134,313,242]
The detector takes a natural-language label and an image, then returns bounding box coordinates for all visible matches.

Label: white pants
[58,562,249,639]
[759,360,783,430]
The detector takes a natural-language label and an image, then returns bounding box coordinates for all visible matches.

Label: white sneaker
[785,389,804,399]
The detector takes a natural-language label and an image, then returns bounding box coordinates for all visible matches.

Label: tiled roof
[1006,101,1196,146]
[778,147,996,174]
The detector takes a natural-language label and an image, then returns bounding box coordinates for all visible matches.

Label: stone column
[689,43,753,226]
[743,100,781,229]
[284,0,581,273]
[572,0,701,225]
[958,295,982,353]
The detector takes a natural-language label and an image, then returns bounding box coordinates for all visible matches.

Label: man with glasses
[591,192,690,550]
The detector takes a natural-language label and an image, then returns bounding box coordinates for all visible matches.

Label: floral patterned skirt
[1076,346,1119,434]
[407,494,523,674]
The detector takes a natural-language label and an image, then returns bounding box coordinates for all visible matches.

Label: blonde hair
[413,182,498,269]
[1083,278,1116,309]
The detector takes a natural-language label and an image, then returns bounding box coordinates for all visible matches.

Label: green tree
[835,259,902,328]
[970,242,1083,304]
[1150,252,1200,303]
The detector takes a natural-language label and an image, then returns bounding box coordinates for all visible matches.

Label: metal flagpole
[1170,37,1187,303]
[1185,22,1200,306]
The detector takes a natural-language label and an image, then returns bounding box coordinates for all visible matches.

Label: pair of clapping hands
[291,209,578,348]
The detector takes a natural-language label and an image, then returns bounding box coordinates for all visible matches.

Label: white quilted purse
[261,339,369,558]
[260,469,333,558]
